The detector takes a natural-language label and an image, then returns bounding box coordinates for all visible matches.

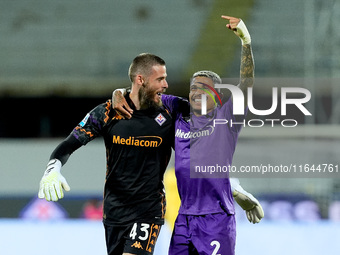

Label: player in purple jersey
[165,16,264,255]
[112,16,264,255]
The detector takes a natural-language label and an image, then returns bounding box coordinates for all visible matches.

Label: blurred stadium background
[1,0,340,254]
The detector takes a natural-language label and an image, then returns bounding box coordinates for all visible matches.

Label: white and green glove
[234,19,251,45]
[222,16,251,45]
[38,159,70,201]
[230,178,264,224]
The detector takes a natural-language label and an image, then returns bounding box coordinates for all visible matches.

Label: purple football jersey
[162,94,244,215]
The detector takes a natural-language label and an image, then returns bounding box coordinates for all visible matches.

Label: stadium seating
[0,0,211,93]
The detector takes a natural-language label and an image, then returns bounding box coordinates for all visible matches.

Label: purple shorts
[169,212,236,255]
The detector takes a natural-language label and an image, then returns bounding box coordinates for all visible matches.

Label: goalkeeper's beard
[139,83,163,110]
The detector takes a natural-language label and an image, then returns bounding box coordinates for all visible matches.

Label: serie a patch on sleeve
[79,113,90,127]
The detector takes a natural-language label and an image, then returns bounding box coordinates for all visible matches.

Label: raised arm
[239,43,254,93]
[222,16,254,105]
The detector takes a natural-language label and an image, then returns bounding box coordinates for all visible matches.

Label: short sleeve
[71,100,112,145]
[162,94,189,119]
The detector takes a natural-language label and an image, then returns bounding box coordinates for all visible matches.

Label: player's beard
[139,83,163,110]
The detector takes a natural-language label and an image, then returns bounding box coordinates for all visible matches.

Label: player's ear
[135,74,144,86]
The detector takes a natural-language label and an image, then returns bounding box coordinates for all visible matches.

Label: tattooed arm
[222,16,254,106]
[239,43,254,95]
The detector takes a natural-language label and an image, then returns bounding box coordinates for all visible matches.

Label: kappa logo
[155,113,166,126]
[131,241,143,250]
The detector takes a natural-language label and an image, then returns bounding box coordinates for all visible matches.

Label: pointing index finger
[221,15,232,20]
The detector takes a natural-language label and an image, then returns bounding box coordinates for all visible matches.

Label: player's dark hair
[128,53,166,82]
[192,70,222,93]
[192,70,222,85]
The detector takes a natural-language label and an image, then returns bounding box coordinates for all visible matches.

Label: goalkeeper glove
[230,178,264,224]
[38,159,70,202]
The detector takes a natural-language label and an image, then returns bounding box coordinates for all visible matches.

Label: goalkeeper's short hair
[129,53,166,82]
